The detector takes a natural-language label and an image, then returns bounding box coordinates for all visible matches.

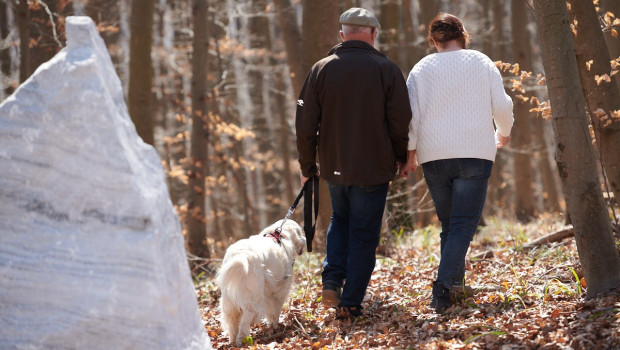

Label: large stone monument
[0,16,211,349]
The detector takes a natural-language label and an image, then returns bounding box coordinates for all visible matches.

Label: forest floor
[195,214,620,349]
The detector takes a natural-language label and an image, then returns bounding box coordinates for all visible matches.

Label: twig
[34,0,63,48]
[293,315,311,340]
[472,226,575,260]
[259,328,288,343]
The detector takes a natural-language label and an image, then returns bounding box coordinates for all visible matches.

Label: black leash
[264,176,319,252]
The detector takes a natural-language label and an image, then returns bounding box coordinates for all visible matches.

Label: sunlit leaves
[194,215,619,349]
[595,73,611,85]
[602,11,620,38]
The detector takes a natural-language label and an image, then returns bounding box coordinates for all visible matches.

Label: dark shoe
[336,305,362,319]
[322,286,341,308]
[431,282,452,314]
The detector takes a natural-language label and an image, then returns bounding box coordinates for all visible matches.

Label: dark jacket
[296,40,412,186]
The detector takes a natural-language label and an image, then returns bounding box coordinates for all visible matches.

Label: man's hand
[495,130,511,149]
[399,150,418,178]
[300,173,309,188]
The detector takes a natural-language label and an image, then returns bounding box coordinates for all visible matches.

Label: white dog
[216,220,306,345]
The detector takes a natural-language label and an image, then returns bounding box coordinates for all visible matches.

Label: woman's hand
[399,150,418,178]
[495,130,511,148]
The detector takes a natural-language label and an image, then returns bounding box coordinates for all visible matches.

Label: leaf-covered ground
[196,216,620,349]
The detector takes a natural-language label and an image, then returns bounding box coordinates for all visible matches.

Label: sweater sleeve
[295,70,320,177]
[406,69,421,150]
[488,60,514,137]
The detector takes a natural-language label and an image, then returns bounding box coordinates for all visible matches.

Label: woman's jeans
[321,182,389,309]
[422,158,493,290]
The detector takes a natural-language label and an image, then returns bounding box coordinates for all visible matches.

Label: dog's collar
[264,230,283,245]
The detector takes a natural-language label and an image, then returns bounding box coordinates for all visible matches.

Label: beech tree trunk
[600,0,620,93]
[29,1,64,77]
[0,0,13,98]
[568,0,620,202]
[511,0,536,221]
[380,0,413,231]
[15,0,29,82]
[128,0,155,145]
[485,0,509,216]
[534,119,563,213]
[186,0,210,259]
[402,0,418,66]
[273,0,303,95]
[492,0,506,60]
[301,0,339,249]
[85,0,122,76]
[533,0,620,297]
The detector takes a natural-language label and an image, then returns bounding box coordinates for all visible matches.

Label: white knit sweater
[406,49,514,164]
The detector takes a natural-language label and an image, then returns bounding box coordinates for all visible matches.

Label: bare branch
[33,0,63,48]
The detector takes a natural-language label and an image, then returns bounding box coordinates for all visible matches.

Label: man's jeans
[321,182,389,309]
[422,158,493,289]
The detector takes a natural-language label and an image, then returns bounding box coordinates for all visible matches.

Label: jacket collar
[328,40,386,58]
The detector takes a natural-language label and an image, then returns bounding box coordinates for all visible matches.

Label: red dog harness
[264,229,283,245]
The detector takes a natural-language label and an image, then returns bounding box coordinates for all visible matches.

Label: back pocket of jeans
[458,158,492,178]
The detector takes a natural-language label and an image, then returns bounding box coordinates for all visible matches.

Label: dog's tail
[216,255,257,300]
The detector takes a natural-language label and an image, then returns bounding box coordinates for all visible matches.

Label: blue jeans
[321,182,389,309]
[422,158,493,289]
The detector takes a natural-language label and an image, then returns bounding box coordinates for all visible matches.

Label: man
[295,7,412,317]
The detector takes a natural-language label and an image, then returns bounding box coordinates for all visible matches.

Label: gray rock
[0,16,211,350]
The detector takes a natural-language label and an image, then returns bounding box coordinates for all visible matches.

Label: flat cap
[339,7,381,29]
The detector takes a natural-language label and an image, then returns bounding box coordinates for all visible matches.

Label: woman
[400,13,514,314]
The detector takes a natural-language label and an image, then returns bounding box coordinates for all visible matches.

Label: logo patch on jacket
[297,99,304,106]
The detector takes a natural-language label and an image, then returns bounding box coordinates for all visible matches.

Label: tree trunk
[272,69,295,206]
[247,0,276,230]
[270,1,301,211]
[402,0,420,66]
[511,0,536,222]
[568,0,620,202]
[0,0,13,98]
[533,0,620,297]
[419,0,441,56]
[301,0,339,73]
[186,0,210,259]
[380,0,412,232]
[302,0,339,249]
[84,0,122,76]
[227,0,260,234]
[485,0,509,216]
[28,0,64,77]
[273,0,303,95]
[600,0,620,93]
[534,118,563,213]
[15,0,30,83]
[492,0,506,60]
[480,0,492,55]
[128,0,155,145]
[343,0,362,11]
[380,0,405,69]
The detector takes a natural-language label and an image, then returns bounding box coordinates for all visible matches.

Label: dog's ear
[279,221,305,254]
[290,223,306,255]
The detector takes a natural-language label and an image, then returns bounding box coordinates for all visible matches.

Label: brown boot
[322,287,341,308]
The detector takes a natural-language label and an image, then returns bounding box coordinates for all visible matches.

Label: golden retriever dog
[216,220,306,345]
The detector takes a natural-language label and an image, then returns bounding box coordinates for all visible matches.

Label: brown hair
[428,13,470,49]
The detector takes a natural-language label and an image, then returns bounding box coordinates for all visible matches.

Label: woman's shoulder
[459,49,495,66]
[410,53,439,73]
